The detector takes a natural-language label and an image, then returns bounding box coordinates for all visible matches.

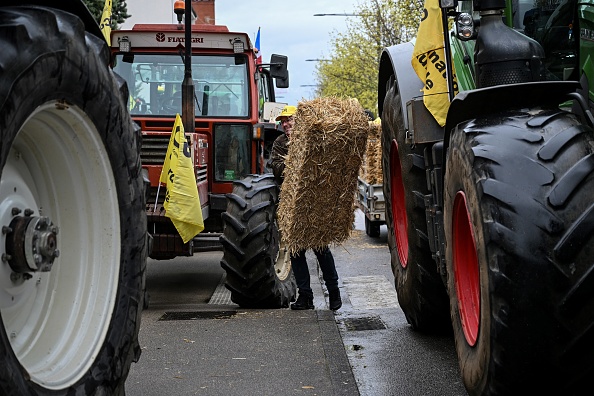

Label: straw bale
[277,96,369,254]
[360,121,383,185]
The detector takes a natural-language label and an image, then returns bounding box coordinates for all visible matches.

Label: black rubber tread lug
[538,124,589,161]
[413,191,427,209]
[226,193,247,209]
[548,154,594,207]
[241,200,273,222]
[219,235,244,259]
[472,144,554,186]
[251,173,276,183]
[481,178,563,233]
[411,153,425,170]
[554,202,594,261]
[221,212,246,234]
[526,109,565,127]
[245,184,277,199]
[233,179,252,189]
[240,223,269,248]
[220,259,248,282]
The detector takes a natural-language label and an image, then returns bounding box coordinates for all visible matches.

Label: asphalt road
[125,211,467,395]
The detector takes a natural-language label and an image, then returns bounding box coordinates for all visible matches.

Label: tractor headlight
[232,38,244,53]
[119,36,131,52]
[456,13,477,41]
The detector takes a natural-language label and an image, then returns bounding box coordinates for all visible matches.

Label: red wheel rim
[390,140,408,268]
[452,191,480,346]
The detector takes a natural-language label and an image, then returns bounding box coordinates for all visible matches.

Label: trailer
[356,176,385,237]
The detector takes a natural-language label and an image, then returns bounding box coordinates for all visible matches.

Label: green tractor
[379,0,594,393]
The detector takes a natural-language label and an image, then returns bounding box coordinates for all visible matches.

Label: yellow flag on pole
[100,0,112,46]
[161,114,204,243]
[411,0,458,127]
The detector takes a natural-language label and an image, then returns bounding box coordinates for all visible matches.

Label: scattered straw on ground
[277,96,369,254]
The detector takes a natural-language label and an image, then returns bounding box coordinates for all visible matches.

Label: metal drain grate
[341,315,387,331]
[159,311,236,321]
[208,273,236,305]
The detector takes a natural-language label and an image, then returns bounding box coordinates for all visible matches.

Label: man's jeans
[291,246,339,298]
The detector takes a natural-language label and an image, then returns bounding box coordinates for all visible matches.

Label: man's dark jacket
[268,133,289,185]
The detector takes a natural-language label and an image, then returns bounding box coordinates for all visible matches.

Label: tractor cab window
[514,0,578,80]
[113,54,250,117]
[213,124,251,181]
[257,68,274,118]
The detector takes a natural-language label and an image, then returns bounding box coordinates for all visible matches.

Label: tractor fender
[439,80,582,210]
[378,41,423,129]
[443,80,581,159]
[0,0,104,44]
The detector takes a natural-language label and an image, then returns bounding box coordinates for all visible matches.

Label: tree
[313,0,423,114]
[83,0,130,29]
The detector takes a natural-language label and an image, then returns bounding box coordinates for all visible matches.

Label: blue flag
[255,27,262,64]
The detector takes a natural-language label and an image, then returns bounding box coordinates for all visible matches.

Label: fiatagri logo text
[155,32,204,43]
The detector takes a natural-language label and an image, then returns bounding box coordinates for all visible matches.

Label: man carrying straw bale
[269,99,369,311]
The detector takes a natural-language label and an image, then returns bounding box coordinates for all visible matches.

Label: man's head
[275,105,297,138]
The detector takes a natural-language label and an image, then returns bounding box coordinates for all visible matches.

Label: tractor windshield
[113,53,249,117]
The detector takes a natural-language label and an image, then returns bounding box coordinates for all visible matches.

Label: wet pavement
[126,211,466,395]
[330,212,465,395]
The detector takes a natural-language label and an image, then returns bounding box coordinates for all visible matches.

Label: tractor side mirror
[269,54,288,81]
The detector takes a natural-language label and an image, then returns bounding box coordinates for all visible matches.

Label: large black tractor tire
[444,108,594,395]
[0,6,147,396]
[381,82,450,332]
[220,174,296,308]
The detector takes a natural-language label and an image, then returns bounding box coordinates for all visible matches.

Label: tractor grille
[147,185,167,206]
[147,164,207,206]
[478,60,534,88]
[141,135,170,165]
[196,165,207,183]
[148,186,166,207]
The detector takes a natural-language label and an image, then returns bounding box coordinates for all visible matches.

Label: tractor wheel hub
[4,209,59,274]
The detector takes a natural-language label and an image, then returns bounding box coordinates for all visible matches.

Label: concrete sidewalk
[126,212,372,396]
[126,210,465,396]
[126,303,357,396]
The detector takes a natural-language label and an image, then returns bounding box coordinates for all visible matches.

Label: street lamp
[306,59,330,62]
[313,13,361,16]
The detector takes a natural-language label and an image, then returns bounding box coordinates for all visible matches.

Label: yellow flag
[411,0,458,127]
[99,0,112,46]
[162,114,204,243]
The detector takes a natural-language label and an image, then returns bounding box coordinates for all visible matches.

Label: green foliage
[83,0,130,29]
[314,0,423,114]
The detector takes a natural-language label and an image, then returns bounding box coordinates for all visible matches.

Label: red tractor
[110,8,296,308]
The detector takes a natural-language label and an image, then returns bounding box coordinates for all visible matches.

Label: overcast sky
[121,0,361,105]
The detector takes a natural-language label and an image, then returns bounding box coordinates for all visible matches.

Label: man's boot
[329,289,342,311]
[291,293,314,310]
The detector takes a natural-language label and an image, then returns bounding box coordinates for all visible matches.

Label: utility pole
[174,0,195,133]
